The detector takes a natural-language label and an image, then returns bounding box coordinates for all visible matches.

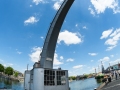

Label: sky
[0,0,120,76]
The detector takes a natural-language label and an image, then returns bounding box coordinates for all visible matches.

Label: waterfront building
[24,66,68,90]
[101,61,105,74]
[14,70,24,77]
[112,64,120,70]
[76,75,84,80]
[102,63,120,74]
[106,63,120,71]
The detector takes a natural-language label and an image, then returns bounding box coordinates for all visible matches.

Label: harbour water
[0,77,101,90]
[69,78,102,90]
[0,77,24,90]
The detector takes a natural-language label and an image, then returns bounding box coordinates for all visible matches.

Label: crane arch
[39,0,74,69]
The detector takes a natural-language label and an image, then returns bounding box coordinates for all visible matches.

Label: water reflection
[69,78,102,90]
[4,79,12,89]
[96,79,102,84]
[0,77,24,90]
[0,77,101,90]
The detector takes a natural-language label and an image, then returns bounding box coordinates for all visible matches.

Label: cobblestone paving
[101,78,120,90]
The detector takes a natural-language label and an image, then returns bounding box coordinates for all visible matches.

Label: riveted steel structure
[40,0,74,69]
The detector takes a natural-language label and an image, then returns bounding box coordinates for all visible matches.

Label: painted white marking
[46,58,52,61]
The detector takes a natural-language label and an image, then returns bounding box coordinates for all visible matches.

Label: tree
[0,64,4,73]
[5,67,14,76]
[83,74,88,79]
[14,72,18,77]
[69,76,76,80]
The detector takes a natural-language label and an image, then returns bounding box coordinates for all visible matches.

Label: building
[24,0,74,90]
[24,66,69,90]
[105,63,120,73]
[112,64,120,70]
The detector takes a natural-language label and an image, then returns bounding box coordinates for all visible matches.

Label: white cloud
[53,53,63,65]
[91,60,94,62]
[88,67,91,69]
[111,30,120,41]
[106,45,116,51]
[110,29,120,37]
[58,30,83,45]
[60,56,63,60]
[89,66,101,73]
[29,47,42,62]
[68,71,72,74]
[90,0,120,14]
[30,5,33,7]
[75,24,87,30]
[53,2,60,10]
[100,29,113,39]
[40,36,44,39]
[33,0,48,5]
[0,59,14,67]
[83,26,87,29]
[29,47,63,66]
[3,64,7,67]
[75,23,81,30]
[88,53,98,56]
[110,55,114,57]
[75,24,78,27]
[17,51,22,54]
[89,67,95,72]
[99,56,110,63]
[53,0,63,10]
[66,58,74,62]
[101,28,120,51]
[7,63,13,66]
[24,16,39,25]
[73,65,83,69]
[88,6,96,16]
[110,59,120,65]
[16,49,22,54]
[3,63,13,67]
[105,39,117,46]
[53,66,60,69]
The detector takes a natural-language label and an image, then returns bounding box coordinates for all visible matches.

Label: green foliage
[101,75,104,78]
[5,67,14,76]
[14,72,18,77]
[95,75,104,80]
[0,64,4,72]
[69,76,76,80]
[96,79,102,83]
[83,74,88,78]
[95,76,101,79]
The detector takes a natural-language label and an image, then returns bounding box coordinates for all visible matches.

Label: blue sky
[0,0,120,76]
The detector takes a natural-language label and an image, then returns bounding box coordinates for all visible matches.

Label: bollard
[94,88,97,90]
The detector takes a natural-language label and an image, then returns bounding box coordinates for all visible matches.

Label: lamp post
[118,62,119,68]
[101,61,105,74]
[95,68,96,75]
[27,64,29,71]
[98,65,100,74]
[109,63,111,71]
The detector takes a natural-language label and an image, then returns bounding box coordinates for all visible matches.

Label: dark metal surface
[40,0,74,69]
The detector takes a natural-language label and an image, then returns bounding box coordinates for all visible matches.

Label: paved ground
[101,78,120,90]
